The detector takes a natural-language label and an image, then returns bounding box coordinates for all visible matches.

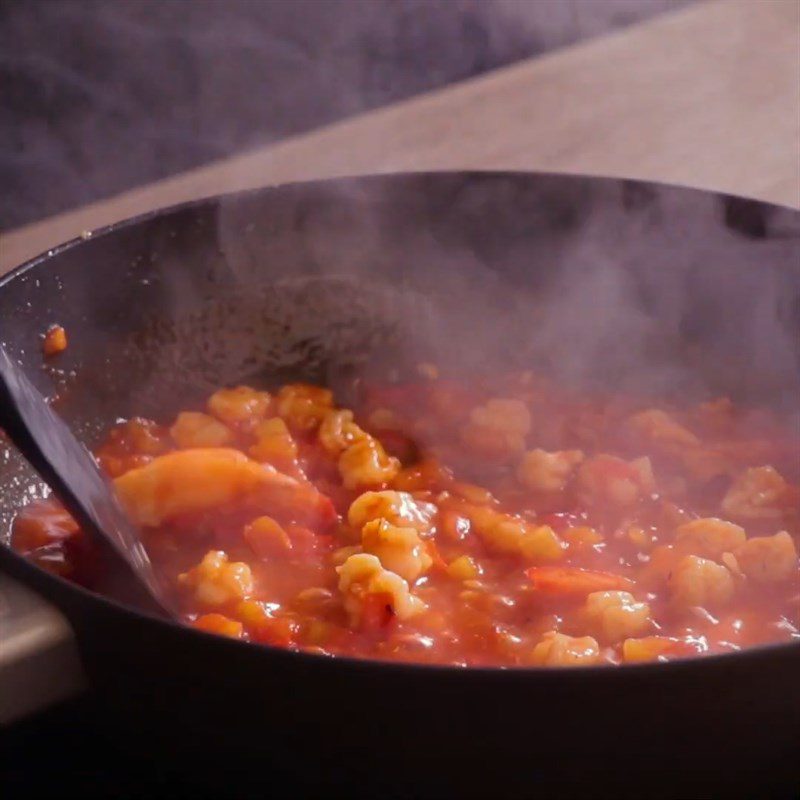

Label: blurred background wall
[0,0,691,230]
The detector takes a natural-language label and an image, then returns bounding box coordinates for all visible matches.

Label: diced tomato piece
[252,616,298,648]
[590,454,640,483]
[622,636,704,663]
[235,601,298,648]
[285,525,335,561]
[525,566,634,596]
[194,613,243,639]
[42,324,68,356]
[563,526,604,547]
[288,524,317,556]
[314,492,341,529]
[425,539,448,572]
[11,502,79,553]
[243,515,292,558]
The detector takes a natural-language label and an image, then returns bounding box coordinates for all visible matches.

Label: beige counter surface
[2,0,799,274]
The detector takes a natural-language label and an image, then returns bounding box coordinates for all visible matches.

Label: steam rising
[213,174,800,412]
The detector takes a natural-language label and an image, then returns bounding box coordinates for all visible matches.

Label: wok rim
[1,168,798,679]
[3,167,798,291]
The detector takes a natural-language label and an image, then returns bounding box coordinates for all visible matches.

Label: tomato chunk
[194,613,244,639]
[11,502,79,553]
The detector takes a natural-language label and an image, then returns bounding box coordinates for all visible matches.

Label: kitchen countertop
[1,0,799,725]
[1,0,798,276]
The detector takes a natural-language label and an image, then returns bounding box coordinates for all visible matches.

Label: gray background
[0,0,691,230]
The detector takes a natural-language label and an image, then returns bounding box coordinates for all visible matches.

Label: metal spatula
[0,344,171,616]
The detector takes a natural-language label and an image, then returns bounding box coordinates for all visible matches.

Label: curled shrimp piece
[734,531,797,583]
[674,518,746,559]
[583,591,651,644]
[626,409,699,449]
[530,632,601,667]
[338,437,400,490]
[361,518,432,583]
[337,553,426,628]
[469,505,564,562]
[517,448,584,493]
[461,398,531,460]
[721,466,792,520]
[348,490,436,533]
[276,384,334,431]
[170,411,233,448]
[179,550,253,606]
[114,447,334,528]
[207,386,272,430]
[318,409,368,457]
[249,417,299,472]
[577,454,655,507]
[669,555,734,610]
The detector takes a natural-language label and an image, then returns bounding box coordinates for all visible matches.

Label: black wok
[1,172,799,798]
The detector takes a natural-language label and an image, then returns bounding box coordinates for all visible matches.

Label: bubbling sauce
[12,371,799,666]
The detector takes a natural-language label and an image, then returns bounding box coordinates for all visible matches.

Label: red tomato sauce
[11,373,800,666]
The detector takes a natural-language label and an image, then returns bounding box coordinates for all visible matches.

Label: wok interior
[1,172,799,547]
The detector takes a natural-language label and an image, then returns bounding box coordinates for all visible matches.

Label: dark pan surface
[1,172,799,798]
